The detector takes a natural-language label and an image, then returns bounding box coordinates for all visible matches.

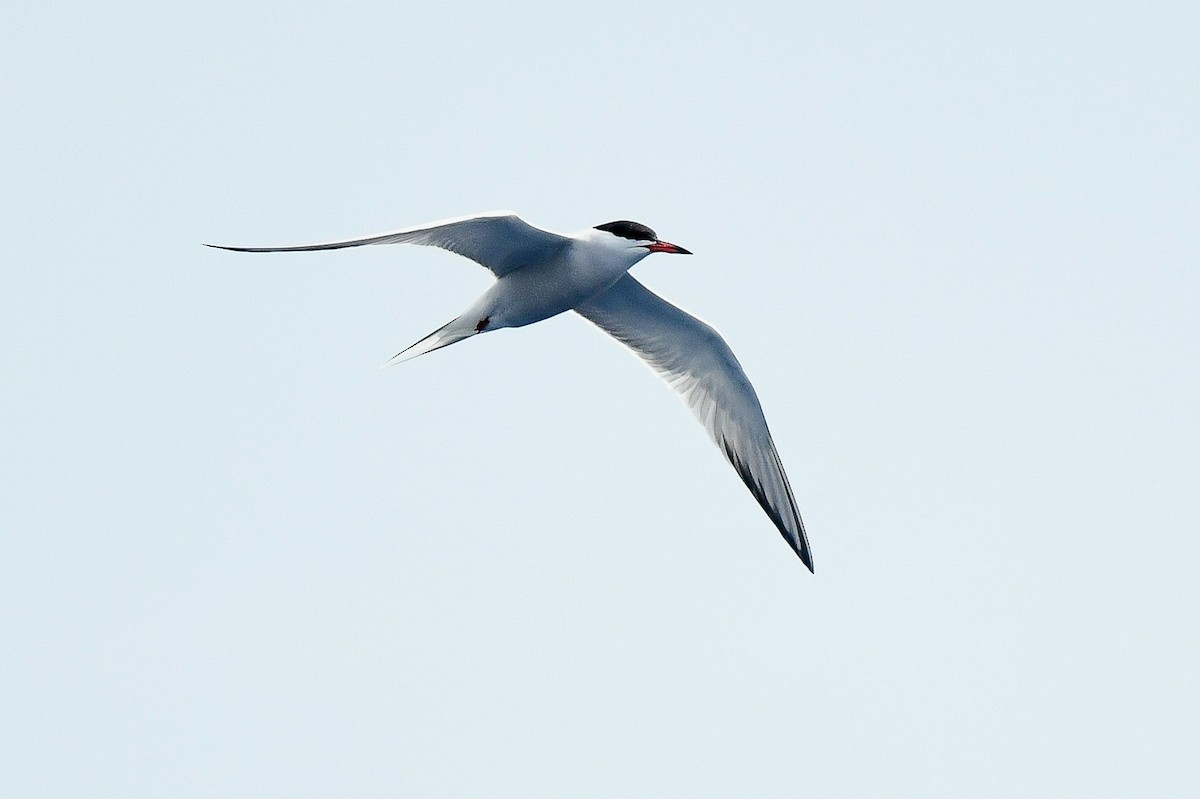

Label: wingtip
[794,537,815,573]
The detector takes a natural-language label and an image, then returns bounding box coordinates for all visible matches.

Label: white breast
[488,238,645,328]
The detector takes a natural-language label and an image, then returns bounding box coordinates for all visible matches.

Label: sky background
[3,1,1198,796]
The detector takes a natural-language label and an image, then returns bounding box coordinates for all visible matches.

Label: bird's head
[591,220,692,258]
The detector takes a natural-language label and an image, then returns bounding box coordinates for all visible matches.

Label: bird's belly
[493,260,627,328]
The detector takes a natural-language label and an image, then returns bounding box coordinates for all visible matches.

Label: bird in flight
[207,212,813,571]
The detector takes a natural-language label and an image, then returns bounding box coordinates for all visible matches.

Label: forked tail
[383,313,489,367]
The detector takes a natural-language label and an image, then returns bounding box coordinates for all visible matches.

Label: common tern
[207,212,813,571]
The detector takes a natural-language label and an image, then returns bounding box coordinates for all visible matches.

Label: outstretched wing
[575,274,812,571]
[205,211,569,277]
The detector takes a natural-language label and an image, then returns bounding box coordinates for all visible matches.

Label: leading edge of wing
[203,210,520,252]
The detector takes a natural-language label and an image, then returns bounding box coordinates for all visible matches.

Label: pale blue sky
[3,2,1198,796]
